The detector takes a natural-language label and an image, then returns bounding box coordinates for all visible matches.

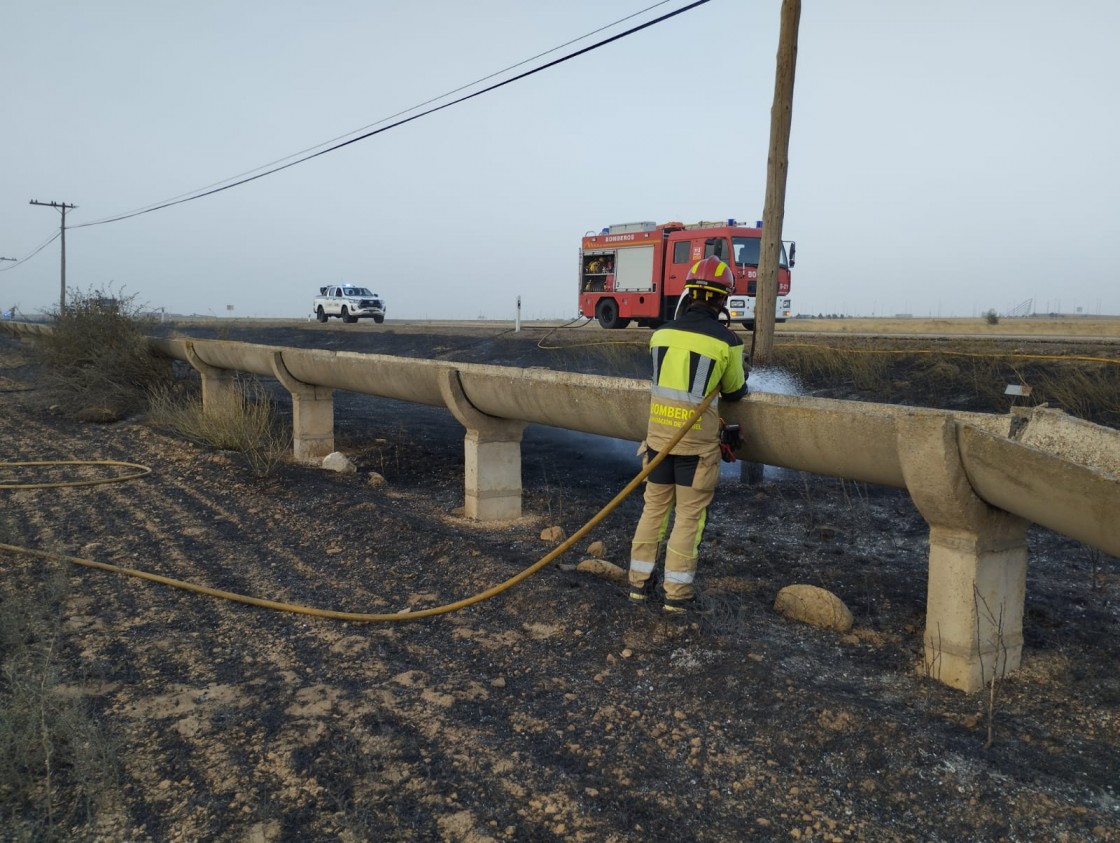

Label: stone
[586,540,606,558]
[576,559,627,584]
[774,584,854,632]
[322,451,356,473]
[540,525,566,542]
[366,471,387,487]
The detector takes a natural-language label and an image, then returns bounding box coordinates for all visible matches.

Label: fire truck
[578,219,794,329]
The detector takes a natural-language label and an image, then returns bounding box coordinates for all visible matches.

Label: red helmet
[684,256,734,300]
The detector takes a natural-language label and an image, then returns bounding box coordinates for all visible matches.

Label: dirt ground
[1,323,1118,842]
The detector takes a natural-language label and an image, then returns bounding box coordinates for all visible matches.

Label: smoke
[523,426,639,477]
[719,365,804,481]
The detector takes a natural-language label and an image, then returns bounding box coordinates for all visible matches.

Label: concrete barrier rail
[5,323,1118,692]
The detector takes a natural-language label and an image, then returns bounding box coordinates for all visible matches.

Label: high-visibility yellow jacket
[645,307,748,455]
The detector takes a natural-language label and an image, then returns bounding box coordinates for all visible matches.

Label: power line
[74,0,711,229]
[0,231,61,273]
[82,0,681,221]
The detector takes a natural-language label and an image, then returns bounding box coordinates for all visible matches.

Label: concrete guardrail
[4,322,1118,693]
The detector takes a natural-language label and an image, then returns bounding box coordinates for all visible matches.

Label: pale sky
[2,0,1118,320]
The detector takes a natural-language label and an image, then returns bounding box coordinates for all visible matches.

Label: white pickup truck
[313,285,386,324]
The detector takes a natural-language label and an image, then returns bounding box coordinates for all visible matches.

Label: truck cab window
[732,236,788,268]
[672,241,691,264]
[703,238,728,260]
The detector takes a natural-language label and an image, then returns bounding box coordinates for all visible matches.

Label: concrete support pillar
[269,352,335,463]
[184,341,238,414]
[439,370,527,521]
[896,413,1029,693]
[740,461,764,485]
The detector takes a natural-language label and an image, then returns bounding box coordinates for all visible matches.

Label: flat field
[1,324,1118,842]
[778,315,1120,339]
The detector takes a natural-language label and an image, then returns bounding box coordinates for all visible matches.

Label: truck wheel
[341,307,356,323]
[373,315,384,324]
[596,299,630,330]
[316,307,327,323]
[741,320,755,331]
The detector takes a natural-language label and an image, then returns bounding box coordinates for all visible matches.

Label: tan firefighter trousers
[628,448,721,601]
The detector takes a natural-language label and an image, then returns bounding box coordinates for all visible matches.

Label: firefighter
[628,255,748,614]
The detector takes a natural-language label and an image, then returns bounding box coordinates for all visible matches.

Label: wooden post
[754,0,800,365]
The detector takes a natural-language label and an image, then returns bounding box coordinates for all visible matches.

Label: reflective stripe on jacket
[645,308,747,455]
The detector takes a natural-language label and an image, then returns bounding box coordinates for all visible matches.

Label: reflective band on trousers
[664,569,696,584]
[629,560,655,574]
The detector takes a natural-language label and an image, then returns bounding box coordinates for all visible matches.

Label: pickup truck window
[342,287,374,297]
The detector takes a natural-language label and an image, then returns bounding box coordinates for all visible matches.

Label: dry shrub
[31,287,172,421]
[148,376,292,477]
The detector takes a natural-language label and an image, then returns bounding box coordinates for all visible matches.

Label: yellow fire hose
[0,390,717,623]
[0,459,152,488]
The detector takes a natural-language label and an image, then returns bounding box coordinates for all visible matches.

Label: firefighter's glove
[719,420,743,463]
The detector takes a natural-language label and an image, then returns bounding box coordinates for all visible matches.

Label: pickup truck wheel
[341,307,356,323]
[596,299,630,330]
[316,307,327,323]
[373,315,384,324]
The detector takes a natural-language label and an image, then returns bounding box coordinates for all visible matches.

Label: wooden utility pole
[29,199,77,314]
[754,0,800,365]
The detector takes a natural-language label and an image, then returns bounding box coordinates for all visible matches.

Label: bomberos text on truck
[578,219,794,329]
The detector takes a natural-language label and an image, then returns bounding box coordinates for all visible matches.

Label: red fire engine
[578,219,794,329]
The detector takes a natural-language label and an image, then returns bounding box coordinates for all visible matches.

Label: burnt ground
[1,322,1118,842]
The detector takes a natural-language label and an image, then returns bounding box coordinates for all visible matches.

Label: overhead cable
[0,231,61,273]
[74,0,710,229]
[81,0,680,221]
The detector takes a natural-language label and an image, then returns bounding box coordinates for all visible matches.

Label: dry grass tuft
[0,537,121,840]
[771,343,892,394]
[1033,365,1120,428]
[147,377,292,477]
